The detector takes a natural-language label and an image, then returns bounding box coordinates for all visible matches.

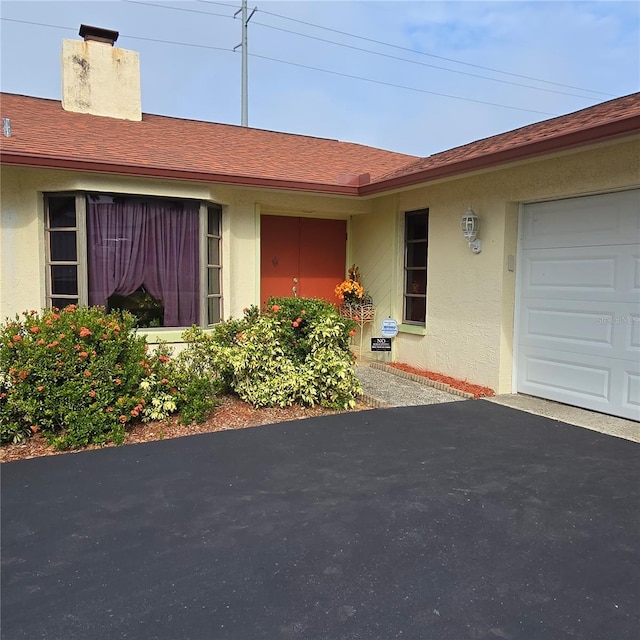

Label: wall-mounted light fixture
[461,206,482,254]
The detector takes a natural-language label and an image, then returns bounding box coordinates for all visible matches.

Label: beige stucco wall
[0,166,365,331]
[352,137,640,393]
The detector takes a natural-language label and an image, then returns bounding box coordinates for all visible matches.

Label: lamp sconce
[461,206,482,254]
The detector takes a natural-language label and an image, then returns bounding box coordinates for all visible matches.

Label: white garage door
[517,189,640,421]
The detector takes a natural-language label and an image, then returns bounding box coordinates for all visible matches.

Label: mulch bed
[0,395,371,463]
[388,362,495,398]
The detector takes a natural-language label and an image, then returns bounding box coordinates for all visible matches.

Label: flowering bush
[0,306,152,448]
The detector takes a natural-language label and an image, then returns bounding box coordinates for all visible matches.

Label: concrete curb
[368,362,475,400]
[358,391,391,409]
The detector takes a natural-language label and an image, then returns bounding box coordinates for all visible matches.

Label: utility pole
[234,0,257,127]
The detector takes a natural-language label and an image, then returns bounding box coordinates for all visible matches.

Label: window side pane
[208,237,220,266]
[51,265,78,295]
[48,196,77,228]
[208,297,221,324]
[208,206,221,235]
[406,241,427,268]
[405,270,426,295]
[50,231,78,261]
[406,213,427,241]
[208,268,220,295]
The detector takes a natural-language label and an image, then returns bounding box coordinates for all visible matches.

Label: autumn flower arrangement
[335,265,375,321]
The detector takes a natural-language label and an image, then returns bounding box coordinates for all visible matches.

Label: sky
[1,0,638,157]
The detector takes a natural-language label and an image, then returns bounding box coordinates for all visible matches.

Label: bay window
[44,193,222,327]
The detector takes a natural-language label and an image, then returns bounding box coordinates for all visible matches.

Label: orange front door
[260,216,347,305]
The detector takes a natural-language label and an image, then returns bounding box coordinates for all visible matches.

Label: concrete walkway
[357,361,639,443]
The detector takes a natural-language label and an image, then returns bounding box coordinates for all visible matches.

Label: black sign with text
[370,337,392,352]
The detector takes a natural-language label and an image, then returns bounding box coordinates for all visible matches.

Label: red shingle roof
[0,93,416,194]
[1,92,639,196]
[364,92,640,193]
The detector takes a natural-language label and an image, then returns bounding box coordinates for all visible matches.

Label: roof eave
[0,152,362,197]
[359,113,640,196]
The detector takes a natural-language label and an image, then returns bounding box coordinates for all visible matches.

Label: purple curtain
[87,198,199,326]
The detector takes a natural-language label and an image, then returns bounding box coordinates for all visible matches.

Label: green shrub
[201,297,361,410]
[0,306,150,448]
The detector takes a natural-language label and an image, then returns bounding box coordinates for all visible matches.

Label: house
[1,26,639,420]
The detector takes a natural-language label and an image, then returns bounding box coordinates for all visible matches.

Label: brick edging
[368,362,475,399]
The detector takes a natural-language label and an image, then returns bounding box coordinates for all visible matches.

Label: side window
[403,209,429,325]
[206,204,222,325]
[45,195,81,310]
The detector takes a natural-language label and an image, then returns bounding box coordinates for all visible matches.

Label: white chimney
[62,25,142,121]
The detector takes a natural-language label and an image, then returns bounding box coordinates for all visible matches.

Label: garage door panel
[519,300,635,359]
[523,190,640,249]
[518,348,640,420]
[518,189,640,420]
[521,245,637,302]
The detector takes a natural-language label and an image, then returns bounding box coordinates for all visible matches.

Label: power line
[250,53,557,117]
[0,16,560,116]
[198,0,613,97]
[249,20,600,101]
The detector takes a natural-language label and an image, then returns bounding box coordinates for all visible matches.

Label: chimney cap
[79,24,119,45]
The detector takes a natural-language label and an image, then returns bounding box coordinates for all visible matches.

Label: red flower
[292,321,299,328]
[158,355,170,363]
[12,334,22,342]
[349,330,357,337]
[79,327,92,338]
[272,305,281,312]
[30,326,40,334]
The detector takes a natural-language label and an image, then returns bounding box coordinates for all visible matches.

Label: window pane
[208,206,220,235]
[51,265,78,295]
[208,297,221,324]
[405,297,427,323]
[50,231,77,262]
[208,269,220,295]
[406,241,427,268]
[406,213,427,241]
[208,237,220,266]
[51,297,78,309]
[406,270,426,295]
[48,196,76,228]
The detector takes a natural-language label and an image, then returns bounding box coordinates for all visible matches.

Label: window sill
[398,323,426,336]
[136,327,214,343]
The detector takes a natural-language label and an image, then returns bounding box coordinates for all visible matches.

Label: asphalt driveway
[2,401,639,640]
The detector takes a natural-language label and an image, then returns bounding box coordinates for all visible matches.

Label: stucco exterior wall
[0,167,366,327]
[350,137,640,393]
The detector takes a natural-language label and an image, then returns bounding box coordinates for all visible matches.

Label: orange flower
[37,338,45,345]
[30,326,40,334]
[89,390,96,398]
[292,321,299,328]
[37,385,44,392]
[79,352,88,358]
[18,370,29,380]
[65,304,77,312]
[12,334,22,342]
[130,409,139,417]
[119,415,127,423]
[272,305,281,312]
[79,327,92,338]
[30,425,39,433]
[59,333,66,339]
[158,355,170,363]
[161,378,169,384]
[84,370,92,377]
[349,330,357,337]
[105,406,113,413]
[115,378,121,385]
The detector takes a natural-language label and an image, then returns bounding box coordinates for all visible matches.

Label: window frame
[402,208,429,326]
[44,192,222,328]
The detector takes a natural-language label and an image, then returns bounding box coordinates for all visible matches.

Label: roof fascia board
[358,114,640,196]
[0,152,361,197]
